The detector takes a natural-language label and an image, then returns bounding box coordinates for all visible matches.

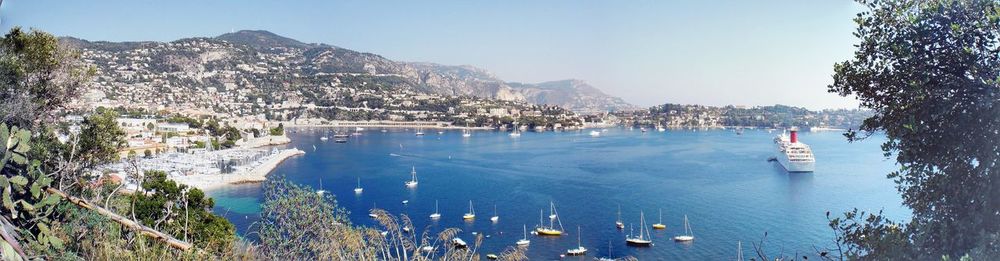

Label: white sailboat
[535,202,565,236]
[429,200,441,219]
[566,226,587,255]
[415,128,425,136]
[405,166,418,187]
[516,224,530,246]
[490,204,499,222]
[462,124,472,138]
[589,130,601,137]
[509,124,521,137]
[463,200,476,220]
[369,202,378,218]
[626,210,653,246]
[615,205,624,229]
[353,177,363,194]
[673,215,694,242]
[316,179,328,195]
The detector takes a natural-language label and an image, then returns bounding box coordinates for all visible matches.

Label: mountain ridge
[61,29,636,114]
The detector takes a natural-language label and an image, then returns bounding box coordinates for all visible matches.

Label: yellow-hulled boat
[652,208,667,229]
[535,202,565,236]
[463,200,476,220]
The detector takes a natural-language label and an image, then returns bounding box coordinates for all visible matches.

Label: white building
[156,123,190,133]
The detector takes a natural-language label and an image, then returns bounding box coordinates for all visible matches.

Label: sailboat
[673,215,694,241]
[737,241,745,261]
[516,224,530,245]
[316,179,328,195]
[626,211,653,246]
[596,241,615,261]
[462,124,472,138]
[405,166,418,187]
[509,124,521,137]
[566,226,587,255]
[353,177,363,193]
[535,202,565,236]
[415,128,425,136]
[463,200,476,220]
[652,208,666,229]
[615,205,624,229]
[490,204,499,222]
[368,202,379,218]
[429,200,441,219]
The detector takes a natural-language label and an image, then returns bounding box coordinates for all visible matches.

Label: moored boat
[773,128,816,172]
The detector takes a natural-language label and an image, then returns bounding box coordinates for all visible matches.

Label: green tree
[0,27,91,129]
[131,171,235,253]
[828,0,1000,259]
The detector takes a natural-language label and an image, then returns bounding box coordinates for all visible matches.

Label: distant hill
[62,30,635,114]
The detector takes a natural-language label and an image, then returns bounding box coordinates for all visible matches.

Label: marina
[208,128,907,259]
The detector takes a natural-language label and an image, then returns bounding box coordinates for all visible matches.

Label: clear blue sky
[2,0,864,109]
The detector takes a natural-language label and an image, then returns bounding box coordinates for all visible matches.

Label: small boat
[535,202,565,236]
[320,136,329,141]
[490,204,499,223]
[368,203,379,218]
[415,128,425,136]
[652,208,666,229]
[626,211,653,246]
[402,200,409,204]
[657,125,666,132]
[420,246,434,252]
[333,133,348,143]
[615,205,624,229]
[596,241,616,261]
[381,129,388,133]
[589,130,601,137]
[316,179,328,195]
[437,131,444,135]
[565,226,587,256]
[673,215,695,242]
[486,253,498,260]
[405,166,418,187]
[429,200,441,219]
[462,132,471,138]
[452,238,467,248]
[640,127,647,132]
[509,131,521,137]
[516,224,530,245]
[402,226,411,233]
[353,177,363,194]
[355,127,365,131]
[463,200,476,220]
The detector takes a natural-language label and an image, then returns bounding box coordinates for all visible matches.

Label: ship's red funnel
[790,130,798,143]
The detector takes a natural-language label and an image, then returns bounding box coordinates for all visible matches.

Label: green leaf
[9,153,26,165]
[37,223,49,234]
[40,194,60,206]
[18,200,33,212]
[0,176,8,188]
[2,187,12,211]
[29,183,39,199]
[49,235,63,249]
[8,176,27,186]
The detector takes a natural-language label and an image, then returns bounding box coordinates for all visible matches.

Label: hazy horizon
[2,0,864,110]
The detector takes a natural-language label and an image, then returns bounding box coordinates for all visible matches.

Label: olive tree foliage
[828,0,1000,259]
[0,27,91,129]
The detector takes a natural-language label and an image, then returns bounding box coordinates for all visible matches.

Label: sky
[2,1,864,109]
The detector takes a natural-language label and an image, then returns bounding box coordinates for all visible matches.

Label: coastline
[172,148,305,191]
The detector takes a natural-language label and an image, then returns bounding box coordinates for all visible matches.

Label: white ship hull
[777,155,815,172]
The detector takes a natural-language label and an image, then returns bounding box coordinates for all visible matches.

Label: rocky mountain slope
[65,30,634,114]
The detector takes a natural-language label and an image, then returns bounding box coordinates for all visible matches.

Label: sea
[207,128,909,260]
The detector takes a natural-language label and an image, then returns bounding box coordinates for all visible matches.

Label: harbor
[208,127,908,259]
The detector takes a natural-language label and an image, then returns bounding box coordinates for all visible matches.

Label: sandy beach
[171,148,304,191]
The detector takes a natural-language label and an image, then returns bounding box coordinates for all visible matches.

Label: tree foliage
[0,27,91,129]
[828,0,1000,259]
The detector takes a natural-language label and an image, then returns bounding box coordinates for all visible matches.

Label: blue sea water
[208,128,908,260]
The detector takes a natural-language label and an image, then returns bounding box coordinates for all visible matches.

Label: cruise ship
[773,128,815,172]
